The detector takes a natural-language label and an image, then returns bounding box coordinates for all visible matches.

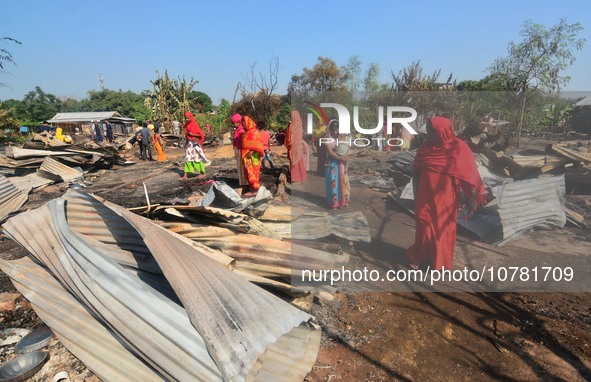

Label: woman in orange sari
[153,127,166,161]
[241,116,264,191]
[407,116,486,270]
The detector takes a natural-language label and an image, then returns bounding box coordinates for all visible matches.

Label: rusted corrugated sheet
[37,157,84,182]
[101,196,320,382]
[0,174,27,222]
[0,257,165,382]
[64,192,234,269]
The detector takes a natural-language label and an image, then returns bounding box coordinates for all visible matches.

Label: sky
[1,0,591,105]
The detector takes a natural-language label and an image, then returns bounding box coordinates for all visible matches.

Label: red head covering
[413,116,486,208]
[231,113,245,150]
[184,111,204,143]
[241,116,264,158]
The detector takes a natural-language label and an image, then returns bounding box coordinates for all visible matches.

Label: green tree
[288,56,350,97]
[18,86,63,123]
[343,55,362,92]
[78,89,146,118]
[0,101,19,131]
[188,91,213,113]
[488,18,585,145]
[363,63,382,93]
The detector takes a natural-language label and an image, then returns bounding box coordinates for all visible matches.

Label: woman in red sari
[407,116,486,270]
[180,111,206,180]
[241,116,265,191]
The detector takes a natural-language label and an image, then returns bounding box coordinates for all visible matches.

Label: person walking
[180,111,207,180]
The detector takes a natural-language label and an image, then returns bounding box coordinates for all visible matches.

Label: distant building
[572,96,591,134]
[47,111,136,137]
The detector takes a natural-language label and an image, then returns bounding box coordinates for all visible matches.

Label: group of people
[135,122,167,162]
[293,112,488,272]
[140,109,487,272]
[92,120,114,143]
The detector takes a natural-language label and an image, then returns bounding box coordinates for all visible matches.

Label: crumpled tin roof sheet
[160,205,282,239]
[37,157,84,182]
[3,200,225,381]
[105,197,320,382]
[0,257,165,382]
[0,174,27,222]
[6,146,77,159]
[7,172,54,193]
[395,174,566,245]
[2,193,321,382]
[291,211,371,243]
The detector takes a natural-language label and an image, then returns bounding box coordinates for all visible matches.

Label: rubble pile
[388,139,591,245]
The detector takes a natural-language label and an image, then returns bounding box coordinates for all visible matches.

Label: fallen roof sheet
[394,174,566,245]
[3,194,321,381]
[158,205,282,239]
[37,157,84,182]
[105,198,321,382]
[0,257,165,382]
[3,200,226,381]
[5,146,77,159]
[7,172,54,194]
[291,211,372,243]
[0,174,27,222]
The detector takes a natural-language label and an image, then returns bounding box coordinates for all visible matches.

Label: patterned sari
[325,123,349,209]
[241,116,264,190]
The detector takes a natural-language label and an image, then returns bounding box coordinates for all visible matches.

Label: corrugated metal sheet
[7,172,54,193]
[395,174,566,245]
[6,146,76,159]
[160,205,282,239]
[0,257,165,382]
[3,200,224,382]
[3,194,321,381]
[0,174,27,222]
[37,157,84,182]
[47,111,135,123]
[196,234,349,277]
[575,95,591,107]
[291,211,371,243]
[64,192,234,270]
[104,197,320,382]
[494,175,566,243]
